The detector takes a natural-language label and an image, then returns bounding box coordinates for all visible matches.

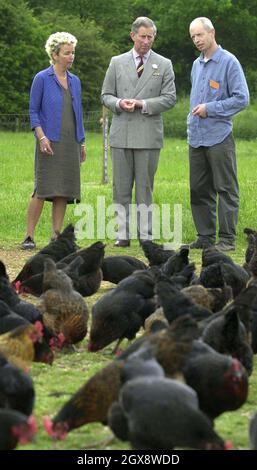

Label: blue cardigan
[29,66,85,143]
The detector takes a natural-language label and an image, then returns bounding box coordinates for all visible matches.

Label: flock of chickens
[1,224,257,450]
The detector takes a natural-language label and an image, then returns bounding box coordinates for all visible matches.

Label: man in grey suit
[101,17,176,247]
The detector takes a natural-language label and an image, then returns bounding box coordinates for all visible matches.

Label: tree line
[1,0,256,114]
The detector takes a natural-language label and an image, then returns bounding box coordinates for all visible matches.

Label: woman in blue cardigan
[22,31,85,249]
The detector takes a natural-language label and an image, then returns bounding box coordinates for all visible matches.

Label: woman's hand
[39,136,54,155]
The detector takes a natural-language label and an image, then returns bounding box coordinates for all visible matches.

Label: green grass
[1,131,257,254]
[1,131,257,450]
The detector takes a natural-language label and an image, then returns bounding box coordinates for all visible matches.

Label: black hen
[101,255,147,284]
[0,300,29,334]
[156,274,212,324]
[108,377,230,450]
[13,224,77,283]
[244,228,257,265]
[0,409,37,450]
[202,309,253,376]
[19,241,105,297]
[202,246,234,267]
[183,340,248,421]
[161,245,189,276]
[88,270,156,352]
[141,240,175,266]
[0,352,35,416]
[200,262,249,297]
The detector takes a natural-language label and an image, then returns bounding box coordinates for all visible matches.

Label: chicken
[183,340,248,420]
[201,246,235,267]
[122,324,249,421]
[0,352,35,416]
[38,258,89,345]
[0,321,43,370]
[63,256,102,297]
[166,263,197,289]
[0,300,29,334]
[248,233,257,278]
[119,344,165,383]
[43,360,124,438]
[0,265,44,324]
[156,273,212,324]
[101,255,147,284]
[200,262,249,297]
[57,240,105,270]
[141,240,175,266]
[45,315,247,438]
[0,409,37,450]
[13,224,77,283]
[161,245,189,277]
[43,316,198,438]
[201,309,253,375]
[222,281,257,335]
[19,241,105,297]
[108,377,231,450]
[244,228,257,265]
[182,285,233,312]
[88,270,156,352]
[144,308,168,336]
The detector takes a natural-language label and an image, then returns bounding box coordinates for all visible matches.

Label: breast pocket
[207,79,221,100]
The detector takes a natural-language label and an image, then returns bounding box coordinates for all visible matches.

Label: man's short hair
[131,17,157,35]
[190,17,214,31]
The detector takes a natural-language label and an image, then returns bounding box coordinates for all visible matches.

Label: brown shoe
[114,240,130,248]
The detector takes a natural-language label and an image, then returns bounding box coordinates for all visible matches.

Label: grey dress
[34,87,81,203]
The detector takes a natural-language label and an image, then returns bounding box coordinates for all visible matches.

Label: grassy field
[1,131,257,450]
[1,131,257,255]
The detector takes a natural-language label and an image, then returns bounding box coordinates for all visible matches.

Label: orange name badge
[209,79,220,90]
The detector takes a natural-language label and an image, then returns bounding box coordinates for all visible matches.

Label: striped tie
[137,56,144,77]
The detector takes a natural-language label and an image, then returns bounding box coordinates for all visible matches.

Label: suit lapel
[125,52,138,89]
[132,51,156,97]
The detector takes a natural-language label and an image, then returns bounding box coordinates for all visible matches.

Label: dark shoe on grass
[215,241,235,252]
[189,239,214,250]
[114,239,130,248]
[21,236,36,250]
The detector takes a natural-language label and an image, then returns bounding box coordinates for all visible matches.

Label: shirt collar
[48,65,72,78]
[132,49,151,61]
[199,45,222,64]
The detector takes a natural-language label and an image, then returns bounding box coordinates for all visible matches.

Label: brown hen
[38,258,89,345]
[0,321,43,370]
[43,315,198,438]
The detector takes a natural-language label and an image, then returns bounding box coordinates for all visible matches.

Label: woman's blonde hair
[45,32,77,65]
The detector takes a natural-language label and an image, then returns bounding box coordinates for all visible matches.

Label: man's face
[130,26,155,56]
[190,21,215,54]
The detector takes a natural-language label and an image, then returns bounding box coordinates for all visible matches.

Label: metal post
[102,106,109,184]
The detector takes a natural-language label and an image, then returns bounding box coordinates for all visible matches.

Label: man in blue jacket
[188,17,249,251]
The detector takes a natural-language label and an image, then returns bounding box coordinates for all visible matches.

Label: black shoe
[21,236,36,250]
[114,240,130,248]
[215,241,235,251]
[190,239,214,249]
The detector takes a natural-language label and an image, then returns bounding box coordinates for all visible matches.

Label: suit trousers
[189,133,239,243]
[111,147,160,240]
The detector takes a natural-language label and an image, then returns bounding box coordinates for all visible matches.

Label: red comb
[224,440,233,450]
[14,281,21,293]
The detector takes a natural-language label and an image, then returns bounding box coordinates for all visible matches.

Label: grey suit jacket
[101,50,176,149]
